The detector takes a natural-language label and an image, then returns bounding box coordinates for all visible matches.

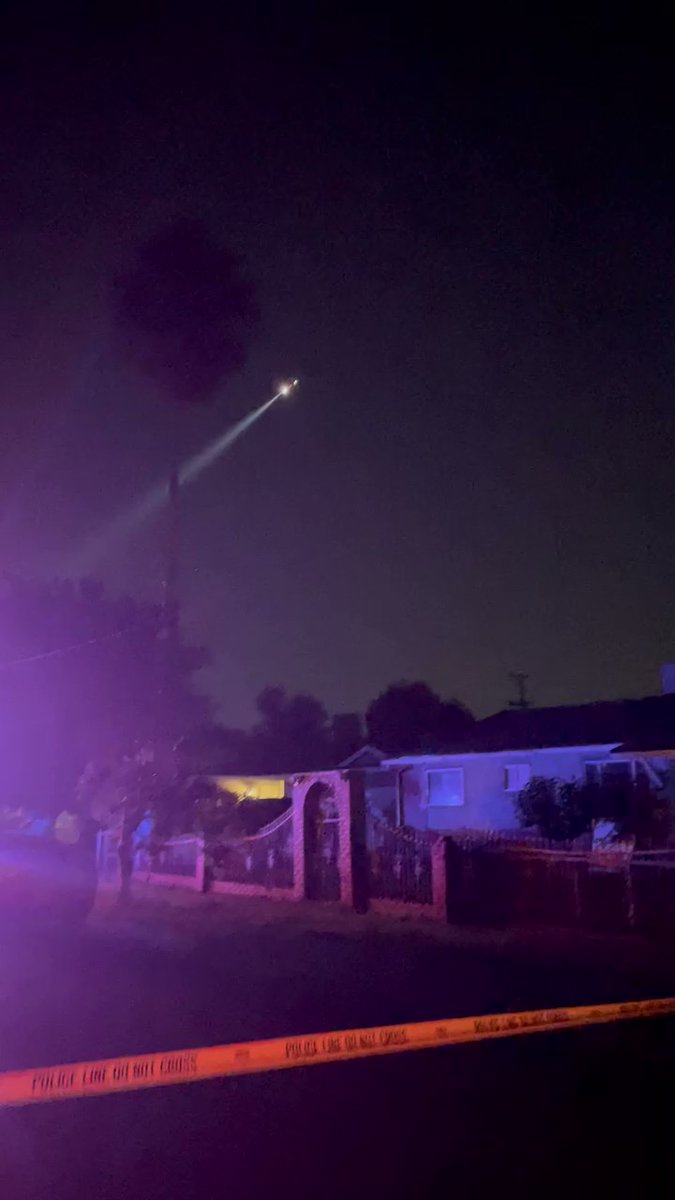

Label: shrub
[515,776,591,843]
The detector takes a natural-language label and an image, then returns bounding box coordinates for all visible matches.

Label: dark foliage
[247,686,331,772]
[175,723,250,775]
[517,772,675,847]
[516,776,590,843]
[180,681,477,780]
[113,217,259,405]
[330,712,364,764]
[366,681,474,755]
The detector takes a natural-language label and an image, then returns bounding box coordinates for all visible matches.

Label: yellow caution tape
[1,996,674,1108]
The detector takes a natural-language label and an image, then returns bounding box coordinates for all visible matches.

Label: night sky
[1,9,674,723]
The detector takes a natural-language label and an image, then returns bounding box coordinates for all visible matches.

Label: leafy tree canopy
[366,681,474,755]
[248,686,331,773]
[113,217,259,406]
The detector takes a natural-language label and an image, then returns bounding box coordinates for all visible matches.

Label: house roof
[455,696,675,754]
[338,745,386,769]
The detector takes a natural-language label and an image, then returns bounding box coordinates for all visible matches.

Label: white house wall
[391,745,627,834]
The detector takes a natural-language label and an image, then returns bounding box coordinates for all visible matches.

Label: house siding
[388,745,634,834]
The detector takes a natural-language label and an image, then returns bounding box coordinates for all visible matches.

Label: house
[338,746,386,770]
[337,745,401,825]
[381,694,675,834]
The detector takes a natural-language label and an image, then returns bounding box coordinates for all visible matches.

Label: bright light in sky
[71,379,299,572]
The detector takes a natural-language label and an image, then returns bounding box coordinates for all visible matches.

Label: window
[584,760,635,787]
[427,769,464,807]
[504,763,532,793]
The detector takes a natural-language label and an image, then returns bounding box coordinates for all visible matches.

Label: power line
[0,624,147,671]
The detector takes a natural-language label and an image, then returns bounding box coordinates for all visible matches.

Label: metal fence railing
[208,809,294,894]
[96,831,205,892]
[133,835,205,891]
[445,839,675,934]
[367,808,436,907]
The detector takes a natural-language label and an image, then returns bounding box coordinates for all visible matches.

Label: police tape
[1,996,674,1108]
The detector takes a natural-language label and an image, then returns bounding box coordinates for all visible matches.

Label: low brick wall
[209,880,295,900]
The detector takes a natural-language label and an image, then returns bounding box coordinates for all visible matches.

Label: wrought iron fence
[208,809,294,892]
[132,835,205,891]
[97,831,205,891]
[135,835,203,880]
[445,841,675,934]
[630,854,675,935]
[367,809,435,906]
[446,828,591,852]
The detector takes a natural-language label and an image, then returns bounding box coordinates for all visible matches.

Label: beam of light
[71,383,297,574]
[181,393,278,487]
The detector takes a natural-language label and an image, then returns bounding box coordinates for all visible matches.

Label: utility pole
[158,459,181,743]
[508,672,531,710]
[164,463,180,642]
[159,379,299,671]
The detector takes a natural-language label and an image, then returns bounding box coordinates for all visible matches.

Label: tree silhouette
[330,712,364,764]
[249,686,330,772]
[114,217,259,406]
[515,777,590,843]
[517,772,675,848]
[366,681,474,755]
[175,722,251,775]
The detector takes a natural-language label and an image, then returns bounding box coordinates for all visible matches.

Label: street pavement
[1,892,675,1198]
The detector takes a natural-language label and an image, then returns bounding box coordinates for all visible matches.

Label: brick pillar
[347,772,368,914]
[430,837,448,922]
[334,772,354,908]
[291,776,307,901]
